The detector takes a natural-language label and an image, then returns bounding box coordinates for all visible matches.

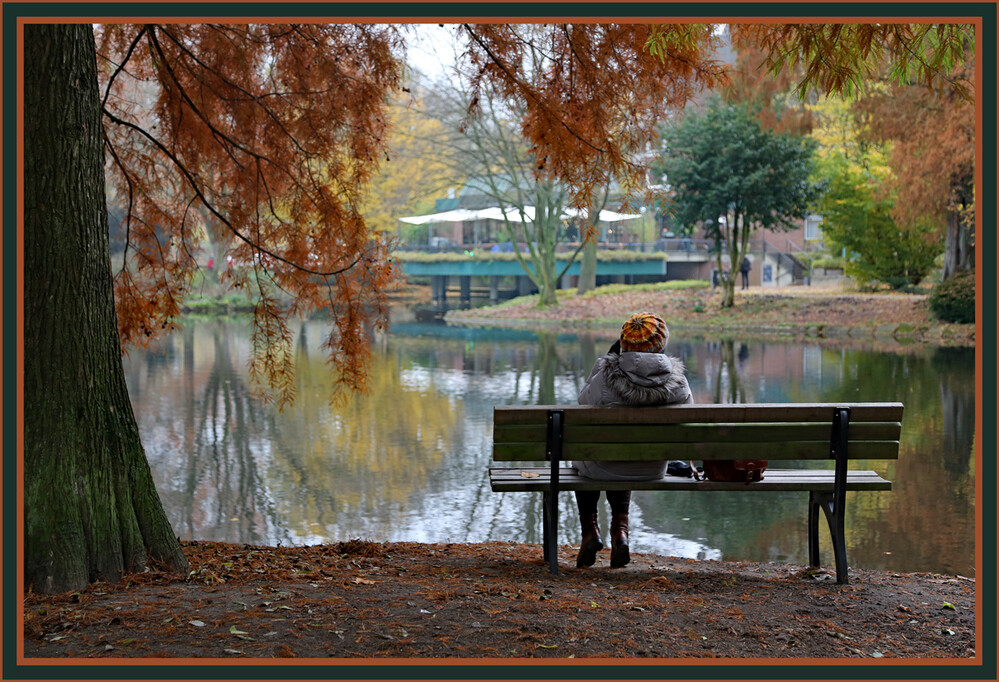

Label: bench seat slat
[493,422,903,445]
[493,402,904,426]
[493,440,900,462]
[489,467,892,493]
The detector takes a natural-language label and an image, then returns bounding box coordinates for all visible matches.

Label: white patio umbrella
[399,206,642,225]
[396,208,482,224]
[474,206,534,222]
[396,205,644,246]
[561,207,643,222]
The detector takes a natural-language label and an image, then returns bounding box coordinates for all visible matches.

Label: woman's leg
[574,491,603,567]
[606,490,631,567]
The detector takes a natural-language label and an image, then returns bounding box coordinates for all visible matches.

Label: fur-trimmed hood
[578,351,692,407]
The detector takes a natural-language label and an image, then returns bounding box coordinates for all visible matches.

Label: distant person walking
[740,257,751,290]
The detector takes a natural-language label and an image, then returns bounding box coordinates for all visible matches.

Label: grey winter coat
[575,351,693,481]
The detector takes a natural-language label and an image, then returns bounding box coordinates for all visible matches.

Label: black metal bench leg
[808,491,822,567]
[543,410,563,575]
[828,407,850,584]
[811,490,849,584]
[542,491,559,574]
[542,491,550,563]
[828,500,848,584]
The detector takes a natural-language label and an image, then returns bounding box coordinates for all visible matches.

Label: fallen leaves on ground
[22,540,976,660]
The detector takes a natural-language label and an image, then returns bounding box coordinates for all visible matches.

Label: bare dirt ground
[23,540,976,661]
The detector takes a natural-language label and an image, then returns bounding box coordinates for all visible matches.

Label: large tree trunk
[718,222,738,308]
[24,24,188,594]
[720,271,736,307]
[576,237,598,294]
[576,215,599,295]
[942,207,974,280]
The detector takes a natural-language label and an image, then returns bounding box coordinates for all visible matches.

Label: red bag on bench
[701,459,768,484]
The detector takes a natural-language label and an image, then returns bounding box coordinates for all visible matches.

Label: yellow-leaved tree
[359,83,454,244]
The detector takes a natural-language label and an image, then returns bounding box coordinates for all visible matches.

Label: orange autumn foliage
[97,24,404,405]
[725,28,815,135]
[738,23,975,263]
[854,76,976,231]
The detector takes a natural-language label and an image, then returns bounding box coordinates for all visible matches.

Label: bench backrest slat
[494,403,903,426]
[492,402,903,463]
[494,421,902,445]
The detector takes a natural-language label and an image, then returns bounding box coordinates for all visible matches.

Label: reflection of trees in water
[172,323,291,546]
[532,331,602,405]
[933,346,975,477]
[383,330,604,545]
[712,340,746,404]
[636,342,976,575]
[534,332,557,404]
[123,321,289,545]
[262,324,460,541]
[846,345,975,575]
[638,490,810,563]
[763,344,976,576]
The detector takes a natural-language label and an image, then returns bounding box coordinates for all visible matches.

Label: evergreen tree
[656,97,821,307]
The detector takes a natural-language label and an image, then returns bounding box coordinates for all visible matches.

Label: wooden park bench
[489,403,903,583]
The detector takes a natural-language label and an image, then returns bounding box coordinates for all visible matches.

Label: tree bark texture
[23,24,188,593]
[942,208,974,280]
[717,219,741,309]
[576,223,598,295]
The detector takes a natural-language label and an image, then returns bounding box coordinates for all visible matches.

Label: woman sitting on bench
[574,312,693,568]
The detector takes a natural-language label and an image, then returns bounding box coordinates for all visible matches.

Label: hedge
[929,269,975,324]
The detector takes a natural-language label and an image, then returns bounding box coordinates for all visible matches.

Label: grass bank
[445,281,975,346]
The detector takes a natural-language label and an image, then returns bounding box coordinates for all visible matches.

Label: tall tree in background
[359,81,453,243]
[459,24,724,298]
[807,95,943,289]
[816,152,941,288]
[657,96,820,307]
[428,70,584,306]
[854,75,975,280]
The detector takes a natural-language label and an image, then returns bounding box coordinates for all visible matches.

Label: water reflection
[124,315,976,577]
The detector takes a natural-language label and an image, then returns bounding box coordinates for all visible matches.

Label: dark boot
[576,512,603,567]
[609,514,630,567]
[574,491,603,568]
[607,490,631,568]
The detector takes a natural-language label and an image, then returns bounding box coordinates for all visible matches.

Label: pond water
[124,309,976,577]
